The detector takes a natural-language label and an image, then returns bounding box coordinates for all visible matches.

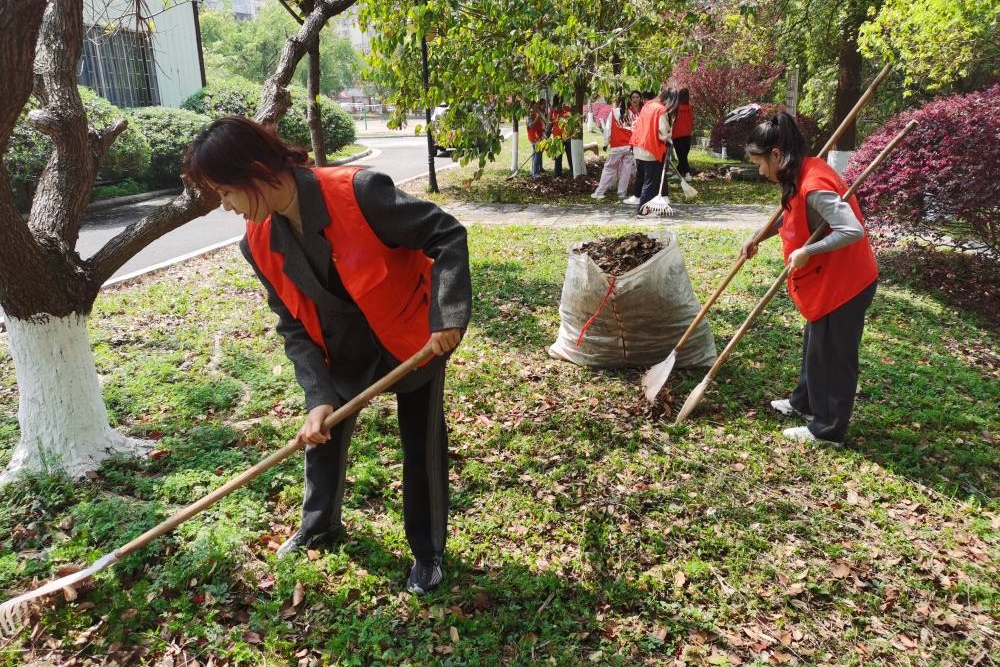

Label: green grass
[407,127,779,207]
[0,227,997,666]
[325,143,368,162]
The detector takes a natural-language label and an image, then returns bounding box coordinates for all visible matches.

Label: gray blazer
[240,167,472,408]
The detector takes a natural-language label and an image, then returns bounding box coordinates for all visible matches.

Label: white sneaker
[770,399,813,421]
[684,173,693,182]
[590,192,605,199]
[622,195,640,205]
[782,426,843,447]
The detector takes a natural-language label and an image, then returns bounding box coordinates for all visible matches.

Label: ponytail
[746,111,806,210]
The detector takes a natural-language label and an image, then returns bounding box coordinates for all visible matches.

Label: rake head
[674,376,711,425]
[639,196,674,217]
[678,177,699,200]
[0,552,117,637]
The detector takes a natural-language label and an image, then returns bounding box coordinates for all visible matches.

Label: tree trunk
[307,36,328,166]
[832,0,867,151]
[0,0,354,485]
[0,314,150,484]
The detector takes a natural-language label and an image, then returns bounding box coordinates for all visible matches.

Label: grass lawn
[408,127,779,207]
[0,226,996,666]
[326,143,369,163]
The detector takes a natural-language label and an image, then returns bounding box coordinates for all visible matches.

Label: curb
[329,147,371,165]
[86,187,181,213]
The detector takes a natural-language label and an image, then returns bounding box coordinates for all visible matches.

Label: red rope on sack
[576,276,617,347]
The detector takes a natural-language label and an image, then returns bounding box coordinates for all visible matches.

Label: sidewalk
[439,201,769,229]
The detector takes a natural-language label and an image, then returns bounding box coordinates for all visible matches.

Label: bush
[709,104,819,160]
[844,84,1000,255]
[281,85,356,154]
[182,79,356,156]
[128,106,212,188]
[4,87,151,210]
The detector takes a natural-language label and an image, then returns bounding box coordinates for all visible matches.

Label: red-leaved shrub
[844,84,1000,255]
[670,55,784,134]
[709,104,820,160]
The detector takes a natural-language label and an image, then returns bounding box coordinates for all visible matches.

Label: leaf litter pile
[576,232,663,275]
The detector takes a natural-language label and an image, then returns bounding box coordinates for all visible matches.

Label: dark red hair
[183,116,309,196]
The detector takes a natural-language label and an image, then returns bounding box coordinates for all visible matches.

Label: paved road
[77,136,446,284]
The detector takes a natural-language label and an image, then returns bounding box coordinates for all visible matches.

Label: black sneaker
[406,557,443,595]
[276,524,345,558]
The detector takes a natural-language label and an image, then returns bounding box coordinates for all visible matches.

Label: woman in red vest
[549,95,573,177]
[184,117,472,595]
[672,88,694,180]
[740,112,878,447]
[526,99,548,178]
[591,93,638,200]
[628,86,678,216]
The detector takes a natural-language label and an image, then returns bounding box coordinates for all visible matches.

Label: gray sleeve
[240,239,339,411]
[352,170,473,332]
[804,190,865,255]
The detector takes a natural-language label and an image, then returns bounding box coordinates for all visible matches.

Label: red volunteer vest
[781,157,878,322]
[245,166,432,363]
[526,113,545,142]
[672,104,693,138]
[608,109,634,148]
[549,107,570,138]
[629,100,667,160]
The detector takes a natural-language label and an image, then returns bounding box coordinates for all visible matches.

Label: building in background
[202,0,267,20]
[78,0,205,108]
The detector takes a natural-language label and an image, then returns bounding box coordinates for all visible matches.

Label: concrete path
[440,201,771,229]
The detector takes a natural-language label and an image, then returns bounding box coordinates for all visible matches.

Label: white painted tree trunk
[0,314,150,484]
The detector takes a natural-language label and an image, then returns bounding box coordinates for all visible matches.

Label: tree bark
[0,0,355,484]
[308,36,328,166]
[832,0,867,151]
[0,315,151,483]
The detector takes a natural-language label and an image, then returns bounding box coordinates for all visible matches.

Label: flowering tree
[670,55,785,134]
[844,84,1000,255]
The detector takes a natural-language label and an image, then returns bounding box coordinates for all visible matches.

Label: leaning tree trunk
[0,0,354,484]
[307,36,328,166]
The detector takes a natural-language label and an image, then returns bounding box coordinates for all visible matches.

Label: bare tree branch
[27,0,105,250]
[258,0,357,126]
[86,187,220,287]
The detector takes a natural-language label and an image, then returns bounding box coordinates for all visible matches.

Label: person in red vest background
[549,94,573,177]
[184,116,472,595]
[740,112,878,447]
[672,88,694,181]
[628,86,678,216]
[591,92,638,200]
[526,99,548,178]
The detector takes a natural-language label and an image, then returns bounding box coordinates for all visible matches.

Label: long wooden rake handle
[674,120,917,424]
[0,342,435,635]
[116,342,435,556]
[667,63,893,358]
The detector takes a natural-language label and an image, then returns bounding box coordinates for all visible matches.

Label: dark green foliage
[127,106,213,188]
[181,78,356,156]
[3,87,151,210]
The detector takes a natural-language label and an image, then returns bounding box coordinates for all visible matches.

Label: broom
[673,120,917,424]
[669,159,699,200]
[0,343,436,637]
[638,159,673,216]
[641,63,893,403]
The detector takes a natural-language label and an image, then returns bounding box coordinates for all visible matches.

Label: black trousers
[789,280,877,442]
[553,139,573,176]
[674,136,691,175]
[300,355,449,562]
[635,158,665,208]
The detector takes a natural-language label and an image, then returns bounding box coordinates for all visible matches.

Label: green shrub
[3,87,151,211]
[80,87,152,182]
[181,76,260,119]
[282,86,357,153]
[128,106,212,188]
[182,78,356,156]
